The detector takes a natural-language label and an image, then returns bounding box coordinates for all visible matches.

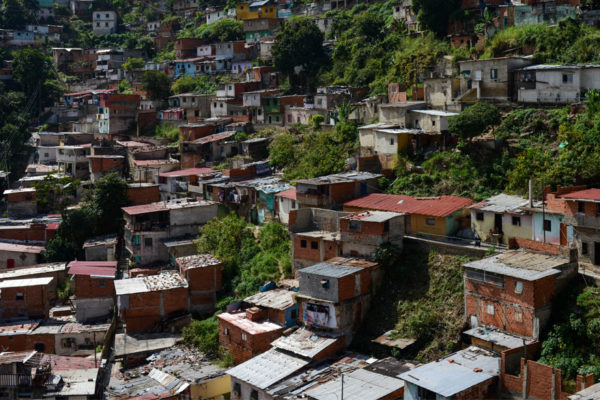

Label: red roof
[158,167,214,178]
[559,188,600,202]
[46,222,60,230]
[40,354,99,371]
[122,202,167,216]
[192,131,236,144]
[343,193,474,217]
[68,261,117,277]
[276,187,296,200]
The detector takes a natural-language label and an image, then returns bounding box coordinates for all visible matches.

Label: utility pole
[341,373,344,400]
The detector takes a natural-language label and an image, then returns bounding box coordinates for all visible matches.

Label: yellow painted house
[470,193,532,245]
[236,0,278,20]
[191,374,230,400]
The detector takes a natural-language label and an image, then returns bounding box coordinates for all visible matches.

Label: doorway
[594,242,600,265]
[494,214,503,234]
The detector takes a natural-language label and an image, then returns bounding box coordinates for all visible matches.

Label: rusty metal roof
[344,193,473,217]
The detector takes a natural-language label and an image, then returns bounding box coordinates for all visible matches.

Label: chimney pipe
[529,179,533,208]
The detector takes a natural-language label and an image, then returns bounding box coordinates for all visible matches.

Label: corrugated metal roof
[470,193,529,213]
[68,261,117,277]
[158,167,215,178]
[0,242,44,254]
[342,211,404,222]
[0,276,53,288]
[192,131,236,144]
[276,187,296,200]
[305,368,404,400]
[298,262,362,278]
[295,171,381,185]
[559,188,600,202]
[244,289,296,310]
[410,109,459,117]
[398,346,500,397]
[0,263,66,281]
[271,328,341,359]
[217,311,283,334]
[122,202,166,215]
[464,249,568,281]
[463,327,535,350]
[114,271,188,295]
[227,348,309,389]
[344,193,473,217]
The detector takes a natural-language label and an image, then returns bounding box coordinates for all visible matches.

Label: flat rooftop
[0,263,66,281]
[470,193,529,214]
[217,311,283,335]
[68,261,117,278]
[295,171,382,186]
[464,249,569,281]
[398,346,500,398]
[176,254,221,270]
[114,271,188,295]
[271,328,341,359]
[342,210,404,222]
[0,276,53,288]
[463,326,536,350]
[244,289,296,311]
[298,262,362,278]
[114,333,181,357]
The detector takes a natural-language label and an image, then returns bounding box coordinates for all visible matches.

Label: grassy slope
[352,244,473,362]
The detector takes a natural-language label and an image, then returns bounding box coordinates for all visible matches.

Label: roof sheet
[295,171,381,186]
[176,254,221,270]
[0,263,66,281]
[463,327,535,350]
[132,159,179,166]
[464,249,568,281]
[114,333,181,357]
[470,193,529,213]
[192,131,236,144]
[68,261,117,277]
[122,202,167,215]
[409,109,459,117]
[276,187,296,200]
[305,368,404,400]
[398,346,500,397]
[217,311,283,334]
[227,348,309,389]
[114,272,188,295]
[344,193,473,217]
[342,210,404,222]
[559,188,600,202]
[298,262,362,278]
[271,328,340,359]
[0,276,53,288]
[158,168,215,178]
[244,289,296,310]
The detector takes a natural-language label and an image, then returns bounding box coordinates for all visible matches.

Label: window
[233,382,241,396]
[425,218,436,226]
[515,281,523,294]
[390,138,394,145]
[562,73,574,83]
[224,327,229,335]
[96,22,100,27]
[288,115,292,123]
[15,293,24,301]
[96,13,100,18]
[311,241,318,250]
[512,216,521,226]
[543,219,552,232]
[582,242,589,255]
[144,237,153,247]
[490,68,498,80]
[105,13,109,17]
[476,212,484,221]
[349,220,361,232]
[300,239,307,248]
[98,279,106,288]
[432,120,436,126]
[105,22,109,27]
[514,310,523,322]
[291,200,296,208]
[250,390,258,400]
[579,201,585,213]
[241,333,247,341]
[486,303,494,315]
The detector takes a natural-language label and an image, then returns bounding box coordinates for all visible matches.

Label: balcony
[563,213,600,230]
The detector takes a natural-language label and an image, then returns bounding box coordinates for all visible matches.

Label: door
[6,259,14,269]
[560,223,567,246]
[470,315,478,329]
[594,242,600,265]
[360,182,367,195]
[494,213,503,234]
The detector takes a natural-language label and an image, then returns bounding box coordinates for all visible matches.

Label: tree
[0,88,29,172]
[12,48,62,110]
[141,70,171,100]
[33,174,80,214]
[171,75,216,95]
[412,0,461,37]
[1,0,29,28]
[272,17,327,92]
[123,57,145,82]
[310,114,324,131]
[448,102,501,142]
[208,18,243,42]
[90,173,128,235]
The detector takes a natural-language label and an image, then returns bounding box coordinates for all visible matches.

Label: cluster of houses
[3,0,600,398]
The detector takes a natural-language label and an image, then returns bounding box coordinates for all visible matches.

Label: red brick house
[463,249,575,340]
[217,308,285,365]
[0,277,54,319]
[114,271,190,332]
[176,254,222,315]
[68,260,117,322]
